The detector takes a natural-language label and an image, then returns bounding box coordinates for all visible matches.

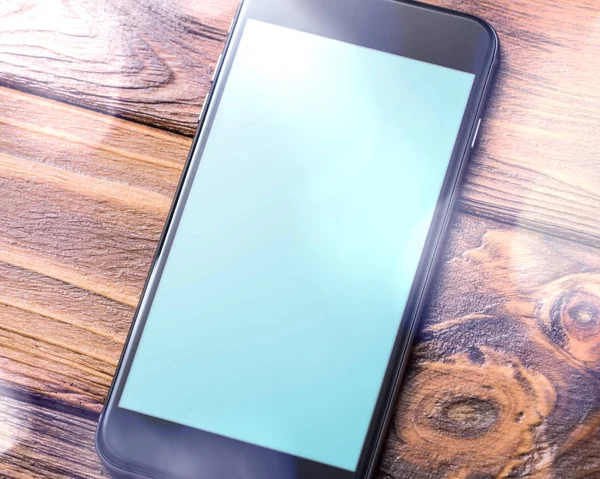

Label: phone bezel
[96,0,499,477]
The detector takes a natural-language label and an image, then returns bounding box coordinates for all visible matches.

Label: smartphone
[96,0,498,477]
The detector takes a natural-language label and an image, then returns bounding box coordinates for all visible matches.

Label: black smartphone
[96,0,498,477]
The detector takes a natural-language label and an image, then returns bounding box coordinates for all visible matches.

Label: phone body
[96,0,499,477]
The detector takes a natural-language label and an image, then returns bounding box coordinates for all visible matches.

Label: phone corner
[469,13,501,61]
[95,414,127,478]
[94,414,112,471]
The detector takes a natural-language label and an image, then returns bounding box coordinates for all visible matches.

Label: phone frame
[96,0,499,477]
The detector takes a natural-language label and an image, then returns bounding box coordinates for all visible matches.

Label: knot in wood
[392,349,555,477]
[538,278,600,366]
[433,396,500,439]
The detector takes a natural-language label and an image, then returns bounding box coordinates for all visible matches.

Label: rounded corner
[95,418,115,467]
[95,415,133,478]
[464,13,501,60]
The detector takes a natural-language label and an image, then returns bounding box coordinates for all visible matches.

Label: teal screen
[119,19,474,472]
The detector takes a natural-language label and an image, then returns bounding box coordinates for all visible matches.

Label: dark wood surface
[0,0,599,477]
[0,395,101,478]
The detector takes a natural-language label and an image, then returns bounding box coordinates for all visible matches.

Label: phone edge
[361,8,500,478]
[94,1,246,476]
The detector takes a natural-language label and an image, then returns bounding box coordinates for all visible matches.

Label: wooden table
[0,0,599,477]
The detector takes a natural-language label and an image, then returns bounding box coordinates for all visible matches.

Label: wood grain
[0,264,124,412]
[0,395,102,478]
[430,0,600,246]
[379,214,600,479]
[0,0,599,477]
[0,87,189,307]
[0,0,238,135]
[0,88,188,411]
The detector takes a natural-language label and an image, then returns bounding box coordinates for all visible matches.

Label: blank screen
[120,19,474,472]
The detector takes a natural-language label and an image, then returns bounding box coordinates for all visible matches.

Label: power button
[471,118,482,149]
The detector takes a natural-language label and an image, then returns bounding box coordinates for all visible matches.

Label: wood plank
[380,213,600,479]
[0,87,189,197]
[0,395,103,478]
[0,87,188,307]
[3,0,599,244]
[0,89,181,411]
[0,0,238,135]
[431,0,600,246]
[0,262,125,412]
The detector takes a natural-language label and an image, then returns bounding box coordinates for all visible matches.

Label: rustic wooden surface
[0,0,599,477]
[0,394,101,478]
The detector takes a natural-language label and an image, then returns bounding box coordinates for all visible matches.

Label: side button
[198,100,207,122]
[471,118,482,149]
[211,53,223,83]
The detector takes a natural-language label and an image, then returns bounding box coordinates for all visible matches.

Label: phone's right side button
[471,118,482,149]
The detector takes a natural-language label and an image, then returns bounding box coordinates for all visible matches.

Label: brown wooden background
[0,0,599,477]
